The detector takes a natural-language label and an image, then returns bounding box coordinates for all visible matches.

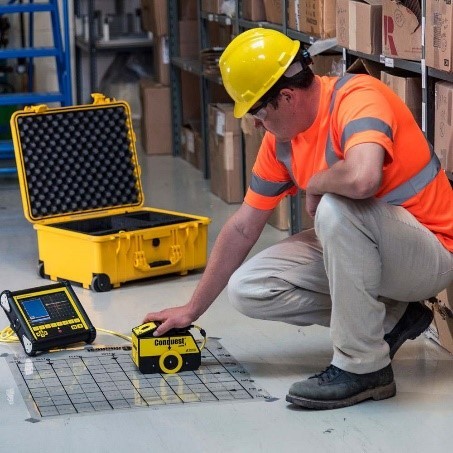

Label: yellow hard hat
[219,28,300,118]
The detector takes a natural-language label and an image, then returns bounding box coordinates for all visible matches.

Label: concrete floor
[1,150,453,453]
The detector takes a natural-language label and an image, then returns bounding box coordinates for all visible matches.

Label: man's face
[250,89,310,142]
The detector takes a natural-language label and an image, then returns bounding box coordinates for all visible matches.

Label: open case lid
[10,94,144,224]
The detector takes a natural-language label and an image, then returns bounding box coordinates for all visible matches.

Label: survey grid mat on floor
[3,339,272,418]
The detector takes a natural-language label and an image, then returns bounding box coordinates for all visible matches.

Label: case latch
[91,93,113,105]
[24,104,48,113]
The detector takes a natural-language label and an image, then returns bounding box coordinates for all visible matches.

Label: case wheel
[37,261,49,279]
[91,274,112,292]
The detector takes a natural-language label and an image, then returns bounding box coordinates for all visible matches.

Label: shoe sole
[389,308,434,359]
[285,381,396,410]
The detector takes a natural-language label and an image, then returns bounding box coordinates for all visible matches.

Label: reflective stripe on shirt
[381,151,442,205]
[249,172,295,197]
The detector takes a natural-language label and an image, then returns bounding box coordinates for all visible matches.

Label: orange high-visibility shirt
[245,74,453,251]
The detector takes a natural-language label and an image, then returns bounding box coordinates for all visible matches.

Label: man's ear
[280,88,294,104]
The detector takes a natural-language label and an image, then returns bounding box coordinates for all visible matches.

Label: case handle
[133,245,182,272]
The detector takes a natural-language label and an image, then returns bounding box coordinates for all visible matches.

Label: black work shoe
[286,364,396,410]
[384,302,433,359]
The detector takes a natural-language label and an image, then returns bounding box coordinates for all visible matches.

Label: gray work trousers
[228,194,453,373]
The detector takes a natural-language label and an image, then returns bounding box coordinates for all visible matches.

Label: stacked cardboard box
[434,81,453,175]
[336,0,383,55]
[140,0,167,36]
[139,78,172,155]
[141,0,199,85]
[208,104,244,203]
[380,70,422,127]
[181,124,203,170]
[140,0,201,159]
[201,0,224,14]
[382,0,421,61]
[426,0,453,73]
[336,0,422,60]
[346,57,383,79]
[288,0,336,39]
[263,0,283,24]
[242,0,266,21]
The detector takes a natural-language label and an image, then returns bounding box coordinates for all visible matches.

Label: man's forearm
[186,211,264,319]
[308,144,384,199]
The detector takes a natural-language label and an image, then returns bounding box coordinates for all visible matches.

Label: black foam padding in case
[17,106,140,219]
[52,211,194,236]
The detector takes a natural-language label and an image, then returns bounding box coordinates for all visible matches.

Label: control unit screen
[20,291,78,326]
[22,298,51,324]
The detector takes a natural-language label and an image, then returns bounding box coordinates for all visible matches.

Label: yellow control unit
[0,281,96,356]
[10,95,210,292]
[132,322,206,374]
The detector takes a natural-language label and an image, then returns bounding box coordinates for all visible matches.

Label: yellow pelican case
[10,95,211,292]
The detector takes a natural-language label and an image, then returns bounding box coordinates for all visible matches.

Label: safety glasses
[248,91,279,120]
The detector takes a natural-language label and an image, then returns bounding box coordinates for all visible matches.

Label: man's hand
[142,305,196,336]
[305,192,323,217]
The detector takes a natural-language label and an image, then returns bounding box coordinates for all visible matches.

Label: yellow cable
[96,327,131,342]
[192,324,207,350]
[0,326,18,343]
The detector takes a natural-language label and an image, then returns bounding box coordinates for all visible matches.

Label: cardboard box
[179,20,199,58]
[382,0,422,61]
[311,53,343,76]
[207,21,232,47]
[201,0,224,14]
[139,79,172,155]
[288,0,336,39]
[380,70,422,127]
[208,103,243,203]
[263,0,283,24]
[426,0,453,72]
[154,35,170,85]
[140,0,168,37]
[179,0,198,19]
[269,191,315,231]
[336,0,350,49]
[181,71,201,124]
[268,197,290,230]
[242,0,266,21]
[434,81,453,174]
[336,0,382,54]
[346,57,383,79]
[427,283,453,354]
[181,124,202,169]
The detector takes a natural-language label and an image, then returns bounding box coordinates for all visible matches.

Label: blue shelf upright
[0,0,72,175]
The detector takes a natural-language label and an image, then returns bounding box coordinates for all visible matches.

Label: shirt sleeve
[244,132,297,210]
[332,76,396,166]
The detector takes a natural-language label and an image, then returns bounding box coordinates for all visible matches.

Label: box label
[223,132,234,171]
[216,111,226,136]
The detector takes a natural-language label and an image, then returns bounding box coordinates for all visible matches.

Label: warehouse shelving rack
[73,0,153,104]
[0,0,72,175]
[168,0,453,234]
